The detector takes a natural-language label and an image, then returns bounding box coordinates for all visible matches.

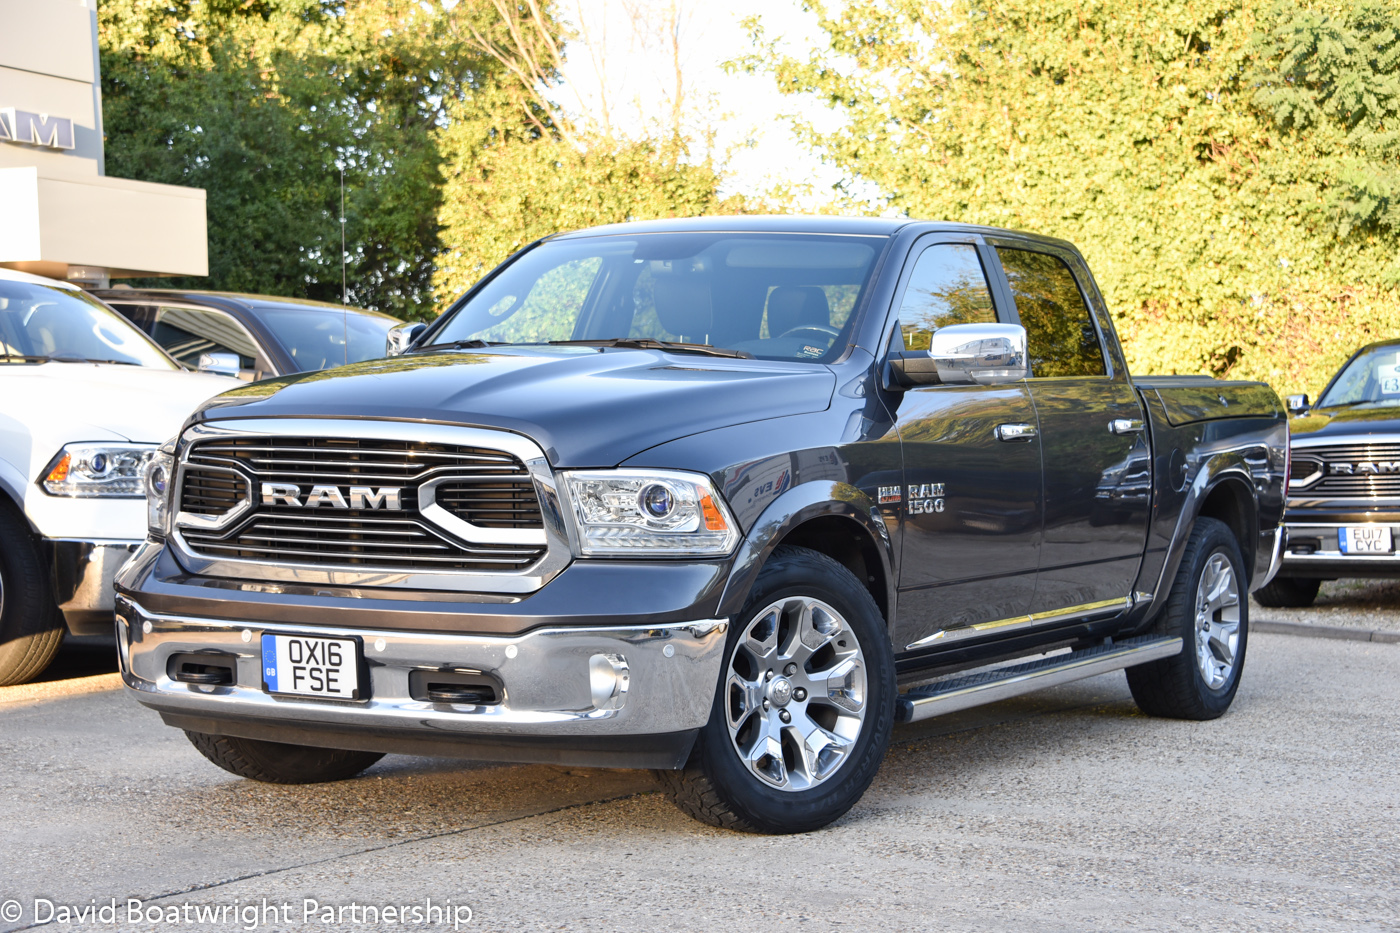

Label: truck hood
[193,347,838,465]
[0,362,235,484]
[1290,404,1400,442]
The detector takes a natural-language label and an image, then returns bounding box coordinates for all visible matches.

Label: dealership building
[0,0,206,288]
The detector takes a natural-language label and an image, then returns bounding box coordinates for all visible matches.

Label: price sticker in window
[1378,360,1400,396]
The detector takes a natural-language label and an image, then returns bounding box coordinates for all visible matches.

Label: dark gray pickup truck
[115,217,1287,833]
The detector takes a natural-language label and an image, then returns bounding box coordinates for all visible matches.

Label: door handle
[1109,418,1145,435]
[995,423,1037,442]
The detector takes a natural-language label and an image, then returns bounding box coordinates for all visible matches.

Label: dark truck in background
[115,217,1287,834]
[1263,337,1400,606]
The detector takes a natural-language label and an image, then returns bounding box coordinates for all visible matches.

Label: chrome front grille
[176,433,547,573]
[180,466,249,515]
[180,511,544,571]
[1291,442,1400,498]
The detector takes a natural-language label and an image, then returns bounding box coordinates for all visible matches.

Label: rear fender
[1136,451,1270,627]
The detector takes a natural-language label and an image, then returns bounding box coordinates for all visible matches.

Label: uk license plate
[261,633,361,699]
[1340,525,1393,554]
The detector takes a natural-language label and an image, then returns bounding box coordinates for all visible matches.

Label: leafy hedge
[751,0,1400,396]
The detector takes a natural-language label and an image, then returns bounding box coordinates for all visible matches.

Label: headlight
[142,447,176,535]
[561,469,739,557]
[41,443,157,498]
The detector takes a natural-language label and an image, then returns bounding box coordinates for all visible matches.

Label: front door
[990,243,1151,616]
[888,239,1044,652]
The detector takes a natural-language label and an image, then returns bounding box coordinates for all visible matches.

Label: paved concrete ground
[2,632,1397,933]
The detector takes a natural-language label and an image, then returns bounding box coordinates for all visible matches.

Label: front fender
[716,480,898,636]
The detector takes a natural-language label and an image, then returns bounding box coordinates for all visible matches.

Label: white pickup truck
[0,268,232,684]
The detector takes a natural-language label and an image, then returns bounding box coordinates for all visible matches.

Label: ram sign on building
[0,0,206,287]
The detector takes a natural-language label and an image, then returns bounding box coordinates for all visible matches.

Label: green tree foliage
[100,0,740,320]
[100,1,566,318]
[747,0,1400,396]
[433,129,744,301]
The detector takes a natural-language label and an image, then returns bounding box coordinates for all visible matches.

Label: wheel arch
[1196,474,1258,578]
[717,481,896,636]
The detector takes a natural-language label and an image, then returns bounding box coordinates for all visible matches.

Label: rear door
[988,241,1151,617]
[888,236,1045,652]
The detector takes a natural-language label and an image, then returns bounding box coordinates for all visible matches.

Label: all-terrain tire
[1252,575,1321,608]
[0,503,65,686]
[1127,517,1248,720]
[656,545,895,834]
[184,731,384,784]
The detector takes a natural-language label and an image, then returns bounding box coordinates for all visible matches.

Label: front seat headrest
[767,286,831,337]
[651,271,714,339]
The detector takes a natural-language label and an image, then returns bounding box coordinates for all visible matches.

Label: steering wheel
[777,324,841,341]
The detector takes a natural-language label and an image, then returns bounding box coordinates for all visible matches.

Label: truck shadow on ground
[148,676,1147,841]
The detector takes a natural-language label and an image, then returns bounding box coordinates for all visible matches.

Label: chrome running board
[896,635,1183,723]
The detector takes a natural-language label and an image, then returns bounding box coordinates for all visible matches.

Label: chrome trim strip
[173,463,253,532]
[1288,433,1400,450]
[418,474,548,547]
[118,602,729,737]
[169,419,572,593]
[899,636,1182,722]
[905,596,1131,651]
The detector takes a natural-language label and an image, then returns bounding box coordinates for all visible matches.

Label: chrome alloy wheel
[725,596,867,792]
[1194,552,1241,690]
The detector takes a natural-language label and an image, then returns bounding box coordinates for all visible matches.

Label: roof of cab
[93,288,398,320]
[0,267,83,290]
[547,214,1081,254]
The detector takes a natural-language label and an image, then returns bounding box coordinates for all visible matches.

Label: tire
[1253,575,1321,608]
[655,545,895,834]
[184,731,384,784]
[1127,517,1248,720]
[0,503,65,686]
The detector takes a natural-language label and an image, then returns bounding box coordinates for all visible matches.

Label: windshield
[1317,345,1400,409]
[428,233,886,362]
[257,306,399,372]
[0,279,174,368]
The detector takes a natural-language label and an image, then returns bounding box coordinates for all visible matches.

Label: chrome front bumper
[116,599,728,768]
[1278,521,1400,577]
[46,538,142,634]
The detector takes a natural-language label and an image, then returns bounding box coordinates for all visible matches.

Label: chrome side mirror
[196,351,240,378]
[887,323,1030,389]
[1285,394,1310,415]
[386,322,427,357]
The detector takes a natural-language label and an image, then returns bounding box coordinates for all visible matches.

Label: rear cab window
[995,247,1107,378]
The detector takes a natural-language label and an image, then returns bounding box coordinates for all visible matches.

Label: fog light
[588,653,630,711]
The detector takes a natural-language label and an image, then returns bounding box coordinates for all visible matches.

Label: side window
[895,244,996,351]
[150,306,261,371]
[996,248,1106,378]
[106,303,157,334]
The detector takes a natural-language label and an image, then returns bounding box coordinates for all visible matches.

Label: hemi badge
[878,485,902,504]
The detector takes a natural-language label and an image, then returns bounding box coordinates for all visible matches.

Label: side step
[896,635,1183,723]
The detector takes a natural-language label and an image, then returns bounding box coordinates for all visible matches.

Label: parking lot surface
[2,631,1397,933]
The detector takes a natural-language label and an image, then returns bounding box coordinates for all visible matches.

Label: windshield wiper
[547,338,754,359]
[412,339,505,353]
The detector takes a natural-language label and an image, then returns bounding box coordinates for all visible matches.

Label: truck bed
[1132,375,1282,426]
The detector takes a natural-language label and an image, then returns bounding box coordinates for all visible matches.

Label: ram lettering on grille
[260,482,404,510]
[1328,462,1400,475]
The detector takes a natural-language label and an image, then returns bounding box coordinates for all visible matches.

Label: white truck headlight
[561,469,740,557]
[142,447,176,535]
[41,443,157,498]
